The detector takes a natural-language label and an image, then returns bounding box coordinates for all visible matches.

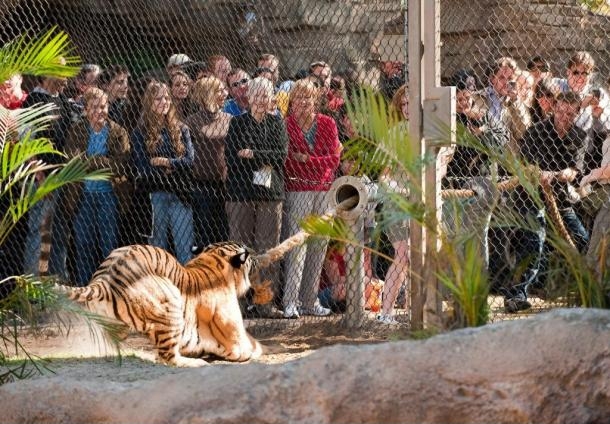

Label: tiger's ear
[229,251,250,268]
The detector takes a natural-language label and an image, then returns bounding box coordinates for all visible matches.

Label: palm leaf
[1,134,59,181]
[0,26,80,82]
[0,157,109,245]
[0,103,58,150]
[300,214,395,264]
[343,87,420,180]
[1,275,124,382]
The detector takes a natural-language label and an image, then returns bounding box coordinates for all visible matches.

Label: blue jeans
[74,191,118,286]
[504,209,546,298]
[150,192,194,264]
[561,207,589,253]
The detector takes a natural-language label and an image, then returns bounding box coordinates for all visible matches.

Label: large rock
[1,308,609,424]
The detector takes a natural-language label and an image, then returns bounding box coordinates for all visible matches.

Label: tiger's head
[193,241,256,296]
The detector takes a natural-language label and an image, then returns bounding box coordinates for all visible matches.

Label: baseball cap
[167,53,192,68]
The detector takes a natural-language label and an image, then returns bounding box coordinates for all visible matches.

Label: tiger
[56,241,264,367]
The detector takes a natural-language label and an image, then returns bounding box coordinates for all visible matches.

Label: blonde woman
[185,76,231,248]
[132,81,194,263]
[282,78,341,318]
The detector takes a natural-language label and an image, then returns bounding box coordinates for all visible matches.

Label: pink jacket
[284,113,341,192]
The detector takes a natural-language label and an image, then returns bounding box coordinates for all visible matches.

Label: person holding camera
[469,57,541,313]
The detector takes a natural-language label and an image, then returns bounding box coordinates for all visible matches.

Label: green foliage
[1,129,109,245]
[0,27,120,384]
[0,26,80,82]
[343,86,422,182]
[543,232,608,308]
[0,276,124,384]
[580,0,610,13]
[437,236,490,327]
[300,214,395,264]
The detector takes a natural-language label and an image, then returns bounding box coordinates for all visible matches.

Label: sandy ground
[1,312,407,383]
[1,294,558,384]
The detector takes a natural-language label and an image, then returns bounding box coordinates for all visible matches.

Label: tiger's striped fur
[57,242,262,367]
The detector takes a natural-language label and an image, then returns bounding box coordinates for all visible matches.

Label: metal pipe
[327,176,377,327]
[407,0,424,330]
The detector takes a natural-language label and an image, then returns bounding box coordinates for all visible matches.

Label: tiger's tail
[253,230,310,270]
[54,283,104,304]
[253,203,340,270]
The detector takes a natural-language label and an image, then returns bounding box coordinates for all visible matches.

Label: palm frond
[0,103,58,148]
[1,134,59,181]
[1,275,124,381]
[300,214,353,243]
[343,87,420,180]
[0,26,80,82]
[0,157,109,245]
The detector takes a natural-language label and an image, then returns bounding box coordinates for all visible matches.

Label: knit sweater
[225,112,288,202]
[284,113,341,192]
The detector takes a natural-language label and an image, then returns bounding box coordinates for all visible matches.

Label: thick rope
[441,175,521,200]
[540,179,576,248]
[441,169,576,246]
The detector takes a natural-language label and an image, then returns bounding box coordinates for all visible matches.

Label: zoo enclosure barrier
[1,0,608,332]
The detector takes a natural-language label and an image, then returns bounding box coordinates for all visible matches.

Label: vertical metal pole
[403,0,408,82]
[407,0,424,331]
[344,220,366,328]
[422,0,444,328]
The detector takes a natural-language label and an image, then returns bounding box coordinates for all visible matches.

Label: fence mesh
[1,0,608,333]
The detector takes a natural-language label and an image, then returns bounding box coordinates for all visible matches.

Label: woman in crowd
[225,77,288,316]
[132,81,194,264]
[64,87,131,285]
[374,84,411,325]
[170,70,197,120]
[281,78,341,318]
[185,76,231,248]
[530,77,559,124]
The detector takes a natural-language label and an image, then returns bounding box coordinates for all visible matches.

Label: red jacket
[284,113,341,192]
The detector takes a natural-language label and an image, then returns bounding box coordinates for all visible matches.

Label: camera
[591,88,601,99]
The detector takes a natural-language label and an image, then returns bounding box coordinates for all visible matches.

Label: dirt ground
[1,313,409,383]
[1,294,558,384]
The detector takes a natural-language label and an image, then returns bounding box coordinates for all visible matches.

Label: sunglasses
[570,70,590,76]
[230,78,250,88]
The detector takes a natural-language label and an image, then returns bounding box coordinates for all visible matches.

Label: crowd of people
[444,52,610,313]
[1,47,608,323]
[0,51,409,324]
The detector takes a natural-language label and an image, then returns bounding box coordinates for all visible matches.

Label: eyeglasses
[230,78,250,88]
[570,70,590,76]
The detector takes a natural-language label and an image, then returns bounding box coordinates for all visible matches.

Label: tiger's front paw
[224,345,252,362]
[171,356,209,367]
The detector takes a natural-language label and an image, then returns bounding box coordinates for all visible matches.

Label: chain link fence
[1,0,608,334]
[441,0,610,322]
